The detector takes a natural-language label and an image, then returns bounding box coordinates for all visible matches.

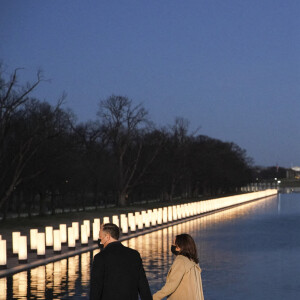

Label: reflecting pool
[2,193,300,299]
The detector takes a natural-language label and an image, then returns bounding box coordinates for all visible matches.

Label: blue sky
[1,0,299,167]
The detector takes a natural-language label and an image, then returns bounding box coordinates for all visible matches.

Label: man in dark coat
[90,223,152,300]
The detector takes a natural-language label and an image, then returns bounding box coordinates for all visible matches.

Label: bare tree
[0,66,65,212]
[98,95,160,206]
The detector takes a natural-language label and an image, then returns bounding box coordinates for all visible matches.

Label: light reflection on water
[3,194,300,299]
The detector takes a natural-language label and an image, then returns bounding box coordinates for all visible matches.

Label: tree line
[0,66,255,220]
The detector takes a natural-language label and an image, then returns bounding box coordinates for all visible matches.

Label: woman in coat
[153,233,204,300]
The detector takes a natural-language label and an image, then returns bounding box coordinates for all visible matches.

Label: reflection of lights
[13,271,27,299]
[53,260,64,295]
[122,240,129,247]
[0,277,7,300]
[12,232,20,255]
[129,237,136,250]
[45,226,53,247]
[81,252,90,286]
[37,233,45,258]
[46,263,54,290]
[59,224,67,243]
[0,240,7,269]
[93,249,99,257]
[61,259,67,279]
[30,265,46,298]
[68,255,79,296]
[30,229,38,251]
[18,236,27,263]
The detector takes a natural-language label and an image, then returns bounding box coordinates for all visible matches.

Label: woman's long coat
[153,255,204,300]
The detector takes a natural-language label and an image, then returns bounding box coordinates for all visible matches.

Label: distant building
[286,167,300,179]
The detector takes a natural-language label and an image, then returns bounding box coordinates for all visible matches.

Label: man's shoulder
[118,244,142,261]
[122,244,140,255]
[93,250,105,260]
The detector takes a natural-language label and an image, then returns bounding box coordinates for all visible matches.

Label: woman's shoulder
[174,255,192,265]
[175,255,199,269]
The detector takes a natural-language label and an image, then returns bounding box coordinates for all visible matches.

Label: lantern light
[12,232,21,256]
[68,227,76,249]
[59,224,67,244]
[120,214,126,221]
[144,213,150,228]
[157,208,163,225]
[163,208,168,223]
[53,230,61,253]
[153,209,158,226]
[72,222,79,241]
[128,213,133,225]
[45,226,53,248]
[103,217,110,224]
[135,212,143,230]
[141,211,146,225]
[30,229,38,251]
[18,236,27,264]
[0,240,7,269]
[121,217,128,235]
[37,232,46,258]
[93,222,100,242]
[168,207,173,222]
[146,210,152,227]
[81,224,88,245]
[177,205,182,219]
[112,215,119,227]
[129,214,136,232]
[83,220,90,238]
[172,206,177,221]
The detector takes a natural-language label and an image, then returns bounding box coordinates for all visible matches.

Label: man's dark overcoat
[90,241,152,300]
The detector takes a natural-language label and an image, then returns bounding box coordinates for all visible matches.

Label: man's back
[90,241,152,300]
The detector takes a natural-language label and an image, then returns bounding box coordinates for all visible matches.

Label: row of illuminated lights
[0,190,276,270]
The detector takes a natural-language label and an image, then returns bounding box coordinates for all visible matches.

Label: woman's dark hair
[175,234,199,264]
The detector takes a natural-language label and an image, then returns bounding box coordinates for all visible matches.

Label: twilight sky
[1,1,299,167]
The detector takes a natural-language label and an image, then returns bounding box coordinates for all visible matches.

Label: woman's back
[153,255,204,300]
